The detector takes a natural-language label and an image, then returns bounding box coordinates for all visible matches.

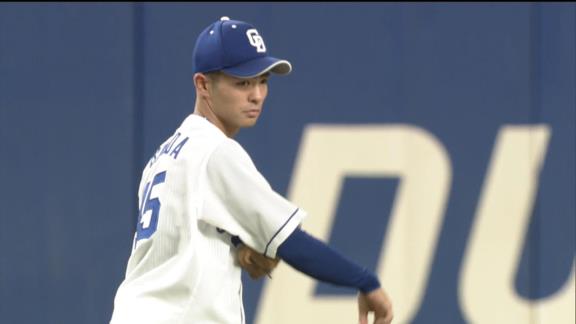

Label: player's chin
[240,117,259,127]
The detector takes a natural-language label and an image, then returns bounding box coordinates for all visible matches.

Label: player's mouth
[244,109,261,118]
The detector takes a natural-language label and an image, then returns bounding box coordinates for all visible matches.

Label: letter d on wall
[255,124,452,324]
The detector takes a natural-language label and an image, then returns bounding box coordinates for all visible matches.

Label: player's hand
[236,244,280,279]
[358,288,393,324]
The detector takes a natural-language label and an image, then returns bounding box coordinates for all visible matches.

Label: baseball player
[110,16,393,324]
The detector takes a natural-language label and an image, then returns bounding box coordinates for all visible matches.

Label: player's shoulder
[180,114,225,138]
[206,137,261,186]
[182,115,248,156]
[178,114,255,166]
[211,137,251,162]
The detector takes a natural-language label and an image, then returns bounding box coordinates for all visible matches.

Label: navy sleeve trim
[264,208,299,256]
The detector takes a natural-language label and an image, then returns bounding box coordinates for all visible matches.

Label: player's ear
[194,73,211,99]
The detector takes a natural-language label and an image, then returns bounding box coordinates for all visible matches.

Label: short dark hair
[204,71,221,82]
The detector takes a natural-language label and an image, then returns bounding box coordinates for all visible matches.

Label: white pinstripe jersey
[110,114,306,324]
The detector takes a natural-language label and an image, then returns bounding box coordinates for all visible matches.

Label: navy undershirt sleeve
[276,227,381,293]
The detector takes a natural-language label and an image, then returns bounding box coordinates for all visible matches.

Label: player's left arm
[277,227,393,323]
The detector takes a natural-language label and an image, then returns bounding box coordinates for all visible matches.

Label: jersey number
[136,171,167,242]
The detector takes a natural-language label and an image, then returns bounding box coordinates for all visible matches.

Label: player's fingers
[373,312,393,324]
[250,254,278,271]
[247,266,266,279]
[236,245,252,266]
[374,309,393,323]
[358,311,368,324]
[241,250,253,265]
[241,260,266,279]
[384,304,393,324]
[384,312,393,324]
[236,246,276,279]
[358,294,369,324]
[382,296,393,323]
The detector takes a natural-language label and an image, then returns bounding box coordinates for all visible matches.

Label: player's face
[206,72,269,136]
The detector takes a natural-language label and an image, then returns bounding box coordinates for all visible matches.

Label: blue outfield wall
[0,3,574,324]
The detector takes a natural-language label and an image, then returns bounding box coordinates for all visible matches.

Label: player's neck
[193,107,239,138]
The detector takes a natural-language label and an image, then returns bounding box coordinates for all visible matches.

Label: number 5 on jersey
[136,171,167,242]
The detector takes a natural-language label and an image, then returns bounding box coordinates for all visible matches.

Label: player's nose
[249,84,265,104]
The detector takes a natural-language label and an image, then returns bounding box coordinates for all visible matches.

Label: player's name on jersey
[148,132,189,167]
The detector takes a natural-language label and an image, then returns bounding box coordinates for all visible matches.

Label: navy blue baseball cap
[192,16,292,78]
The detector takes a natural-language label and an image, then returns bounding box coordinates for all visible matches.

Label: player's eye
[236,80,250,87]
[260,78,268,84]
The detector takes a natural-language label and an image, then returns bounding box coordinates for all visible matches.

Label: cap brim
[222,56,292,78]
